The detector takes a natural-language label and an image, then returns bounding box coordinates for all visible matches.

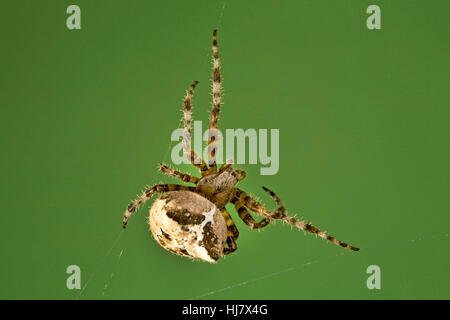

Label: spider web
[75,1,229,300]
[188,252,349,300]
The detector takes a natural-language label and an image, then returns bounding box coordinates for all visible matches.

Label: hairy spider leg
[235,187,360,251]
[261,187,360,251]
[218,160,245,181]
[261,186,286,215]
[234,170,246,181]
[223,237,237,255]
[159,163,199,184]
[183,81,209,175]
[220,208,239,254]
[123,184,195,228]
[218,162,232,173]
[207,29,222,174]
[233,188,284,219]
[232,197,271,230]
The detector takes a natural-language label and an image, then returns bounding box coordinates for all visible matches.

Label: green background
[0,0,448,299]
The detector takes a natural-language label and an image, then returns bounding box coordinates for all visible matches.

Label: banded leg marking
[183,81,209,175]
[233,187,360,251]
[220,208,239,255]
[232,198,270,230]
[220,208,239,240]
[159,163,199,184]
[207,30,222,173]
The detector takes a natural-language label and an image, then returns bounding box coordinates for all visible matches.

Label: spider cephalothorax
[123,30,359,262]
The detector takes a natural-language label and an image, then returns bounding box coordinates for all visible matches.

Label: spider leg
[218,162,246,183]
[206,30,222,174]
[183,81,209,176]
[223,237,237,255]
[232,197,270,230]
[261,186,285,216]
[158,163,199,184]
[123,184,195,228]
[218,162,232,173]
[220,208,239,240]
[233,188,284,219]
[234,169,246,181]
[220,208,239,255]
[234,187,360,251]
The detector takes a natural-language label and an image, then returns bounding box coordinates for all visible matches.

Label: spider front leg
[158,163,199,184]
[183,81,209,176]
[206,30,222,174]
[123,184,195,228]
[220,208,239,255]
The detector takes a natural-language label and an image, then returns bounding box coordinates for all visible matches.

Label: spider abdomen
[149,191,227,263]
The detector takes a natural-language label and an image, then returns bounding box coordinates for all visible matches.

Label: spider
[122,30,359,262]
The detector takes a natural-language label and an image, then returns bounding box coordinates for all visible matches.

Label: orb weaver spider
[122,30,359,262]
